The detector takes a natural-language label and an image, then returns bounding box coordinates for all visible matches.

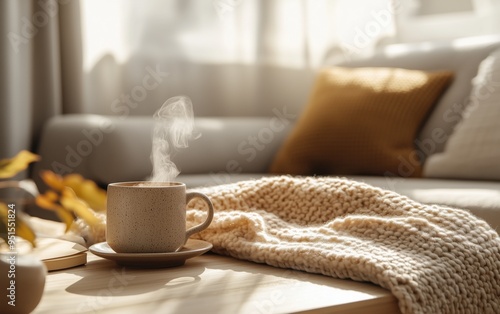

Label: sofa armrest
[34,114,293,185]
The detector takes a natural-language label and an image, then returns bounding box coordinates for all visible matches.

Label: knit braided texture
[186,176,500,314]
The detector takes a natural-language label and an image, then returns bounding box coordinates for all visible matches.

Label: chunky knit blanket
[186,176,500,314]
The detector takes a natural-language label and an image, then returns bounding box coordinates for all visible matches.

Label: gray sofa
[33,35,500,232]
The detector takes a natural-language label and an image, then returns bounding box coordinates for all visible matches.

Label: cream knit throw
[186,176,500,314]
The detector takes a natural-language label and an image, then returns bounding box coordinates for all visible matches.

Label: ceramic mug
[106,181,214,253]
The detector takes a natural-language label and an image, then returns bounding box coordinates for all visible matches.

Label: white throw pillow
[424,48,500,180]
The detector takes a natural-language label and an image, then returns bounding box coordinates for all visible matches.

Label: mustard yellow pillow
[270,67,453,177]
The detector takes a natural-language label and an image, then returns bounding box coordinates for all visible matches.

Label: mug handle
[184,192,214,243]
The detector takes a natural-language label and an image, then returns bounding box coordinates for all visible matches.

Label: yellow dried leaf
[62,173,107,211]
[55,209,75,232]
[41,171,107,211]
[16,217,36,247]
[0,204,10,245]
[44,190,60,202]
[62,173,83,187]
[60,187,101,227]
[35,193,75,231]
[0,151,40,179]
[0,202,36,247]
[35,193,60,211]
[40,170,65,191]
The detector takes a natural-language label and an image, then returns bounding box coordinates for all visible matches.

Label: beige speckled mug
[106,181,214,253]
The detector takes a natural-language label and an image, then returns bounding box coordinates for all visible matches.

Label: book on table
[32,238,87,271]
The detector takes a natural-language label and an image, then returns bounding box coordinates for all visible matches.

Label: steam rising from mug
[149,96,200,182]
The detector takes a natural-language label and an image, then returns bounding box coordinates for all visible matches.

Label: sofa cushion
[269,66,453,177]
[424,48,500,180]
[347,175,500,232]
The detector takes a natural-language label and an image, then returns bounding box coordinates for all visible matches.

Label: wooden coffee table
[33,252,400,314]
